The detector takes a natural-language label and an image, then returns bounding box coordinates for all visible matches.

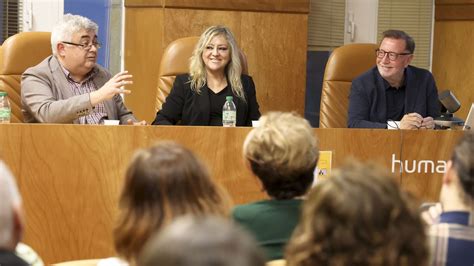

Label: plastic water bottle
[222,96,236,127]
[0,91,11,124]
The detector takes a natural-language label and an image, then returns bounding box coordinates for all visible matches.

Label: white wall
[344,0,378,44]
[22,0,63,32]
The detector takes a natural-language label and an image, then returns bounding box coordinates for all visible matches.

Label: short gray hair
[0,160,21,248]
[51,13,99,55]
[139,216,266,266]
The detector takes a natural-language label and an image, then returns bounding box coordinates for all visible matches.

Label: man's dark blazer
[152,74,260,126]
[348,65,440,128]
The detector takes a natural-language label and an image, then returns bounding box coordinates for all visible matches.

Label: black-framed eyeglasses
[62,41,101,50]
[375,49,411,61]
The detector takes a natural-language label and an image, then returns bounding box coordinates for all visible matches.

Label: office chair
[319,43,378,128]
[0,32,52,122]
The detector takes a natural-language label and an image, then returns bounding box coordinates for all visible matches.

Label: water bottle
[222,96,236,127]
[0,91,11,124]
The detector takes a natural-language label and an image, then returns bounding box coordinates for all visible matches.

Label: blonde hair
[243,112,318,199]
[189,25,245,100]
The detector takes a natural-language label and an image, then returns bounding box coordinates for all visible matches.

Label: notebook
[463,103,474,130]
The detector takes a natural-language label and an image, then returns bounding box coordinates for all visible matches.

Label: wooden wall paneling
[162,8,242,47]
[432,21,474,119]
[436,0,474,4]
[124,7,164,123]
[164,0,310,13]
[435,4,474,20]
[124,0,164,7]
[400,130,463,202]
[241,12,308,115]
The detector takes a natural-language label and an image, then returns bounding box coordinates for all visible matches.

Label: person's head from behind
[189,25,245,99]
[51,14,100,77]
[0,161,23,251]
[138,215,266,266]
[243,112,318,200]
[286,160,428,266]
[441,132,474,206]
[376,29,414,84]
[114,141,230,263]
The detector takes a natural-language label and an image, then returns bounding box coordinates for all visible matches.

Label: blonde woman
[152,25,260,126]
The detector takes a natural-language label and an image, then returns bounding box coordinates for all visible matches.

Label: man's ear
[443,160,454,184]
[405,54,414,67]
[57,43,66,57]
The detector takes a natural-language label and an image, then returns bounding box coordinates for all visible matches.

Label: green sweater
[232,199,302,261]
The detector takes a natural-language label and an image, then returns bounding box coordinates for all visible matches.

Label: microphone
[439,90,460,113]
[434,90,464,129]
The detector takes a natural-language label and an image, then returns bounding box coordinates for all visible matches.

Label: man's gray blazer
[21,55,136,124]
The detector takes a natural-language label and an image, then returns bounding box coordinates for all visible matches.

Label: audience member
[423,132,474,265]
[106,142,230,265]
[22,14,145,125]
[286,160,428,266]
[138,215,266,266]
[0,161,28,266]
[232,112,319,260]
[152,25,260,126]
[348,29,439,129]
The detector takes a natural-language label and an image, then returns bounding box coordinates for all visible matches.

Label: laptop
[463,103,474,130]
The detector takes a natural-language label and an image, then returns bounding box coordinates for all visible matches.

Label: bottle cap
[226,96,233,101]
[0,91,7,96]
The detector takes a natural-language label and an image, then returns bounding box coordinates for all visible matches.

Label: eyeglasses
[375,49,411,61]
[62,41,101,50]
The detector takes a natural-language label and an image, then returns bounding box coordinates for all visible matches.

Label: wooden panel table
[0,124,464,264]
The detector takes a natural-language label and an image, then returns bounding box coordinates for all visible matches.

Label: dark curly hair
[286,160,428,266]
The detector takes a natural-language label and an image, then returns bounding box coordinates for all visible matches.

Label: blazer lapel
[195,86,211,124]
[49,56,75,100]
[374,70,388,121]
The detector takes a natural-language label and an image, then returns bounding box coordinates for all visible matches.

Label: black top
[384,77,406,121]
[0,250,29,266]
[208,86,231,126]
[152,74,260,126]
[347,65,440,128]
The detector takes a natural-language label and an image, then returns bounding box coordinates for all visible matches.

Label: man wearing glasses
[348,30,439,129]
[21,14,145,125]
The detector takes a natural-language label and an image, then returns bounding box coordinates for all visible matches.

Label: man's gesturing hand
[90,71,133,106]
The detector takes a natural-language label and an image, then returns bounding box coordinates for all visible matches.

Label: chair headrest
[324,43,378,81]
[158,37,199,77]
[0,32,52,74]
